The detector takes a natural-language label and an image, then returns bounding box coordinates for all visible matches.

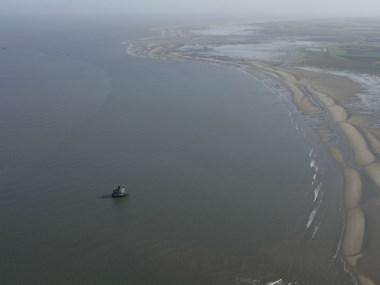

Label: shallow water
[0,17,353,284]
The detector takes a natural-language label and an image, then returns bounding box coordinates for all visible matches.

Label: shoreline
[255,65,377,285]
[127,27,380,284]
[236,65,378,285]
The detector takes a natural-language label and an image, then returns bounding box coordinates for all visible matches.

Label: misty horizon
[2,0,380,20]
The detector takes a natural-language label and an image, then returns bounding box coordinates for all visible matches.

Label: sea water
[0,16,353,284]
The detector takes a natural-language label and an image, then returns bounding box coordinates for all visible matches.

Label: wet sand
[208,63,376,284]
[281,69,379,284]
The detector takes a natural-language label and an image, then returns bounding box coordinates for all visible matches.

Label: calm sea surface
[0,17,353,284]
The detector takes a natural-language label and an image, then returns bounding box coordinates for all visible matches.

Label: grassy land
[284,19,380,74]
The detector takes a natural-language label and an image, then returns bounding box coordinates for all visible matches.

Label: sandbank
[342,169,365,269]
[365,162,380,189]
[359,275,377,285]
[327,104,348,122]
[362,129,380,156]
[259,66,374,285]
[338,122,375,166]
[329,146,345,164]
[343,208,365,257]
[344,168,362,210]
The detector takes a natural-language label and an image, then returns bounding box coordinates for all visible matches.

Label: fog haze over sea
[2,0,380,18]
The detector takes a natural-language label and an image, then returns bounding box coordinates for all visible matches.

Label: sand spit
[275,72,321,115]
[129,28,380,284]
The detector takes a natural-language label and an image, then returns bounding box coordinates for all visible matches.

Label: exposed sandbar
[342,168,365,269]
[343,208,365,257]
[365,162,380,189]
[338,122,375,166]
[359,275,377,285]
[344,168,362,210]
[362,129,380,156]
[329,146,345,164]
[309,74,364,103]
[328,104,348,122]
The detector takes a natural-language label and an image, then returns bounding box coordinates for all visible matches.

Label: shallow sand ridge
[259,68,374,283]
[343,168,364,268]
[344,169,362,210]
[284,69,380,284]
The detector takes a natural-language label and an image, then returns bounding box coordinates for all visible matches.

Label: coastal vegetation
[292,20,380,73]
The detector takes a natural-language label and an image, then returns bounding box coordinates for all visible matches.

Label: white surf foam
[306,194,323,230]
[312,224,320,238]
[314,182,322,202]
[240,278,259,284]
[267,279,283,285]
[306,208,318,229]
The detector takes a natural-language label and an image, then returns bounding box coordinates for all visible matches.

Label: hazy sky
[2,0,380,18]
